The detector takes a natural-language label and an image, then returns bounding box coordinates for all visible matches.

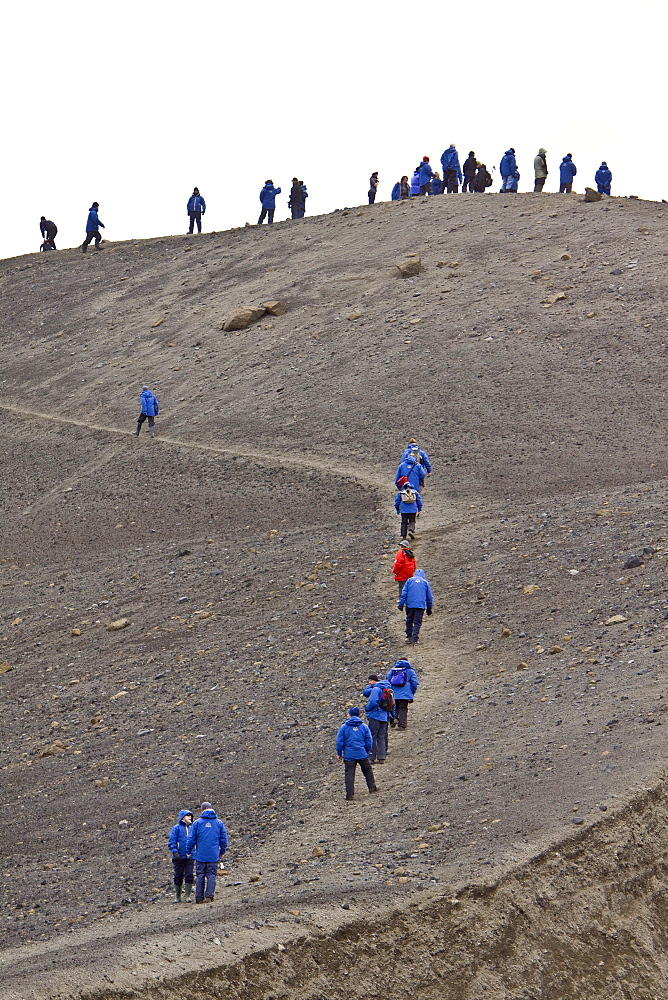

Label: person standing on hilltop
[440,144,462,193]
[258,180,282,224]
[187,187,206,234]
[289,177,305,219]
[500,149,517,192]
[368,172,379,204]
[39,216,57,250]
[431,171,442,195]
[186,801,228,903]
[336,707,377,801]
[534,148,548,192]
[133,385,159,438]
[392,540,416,598]
[410,168,421,196]
[398,568,433,645]
[462,152,477,193]
[595,161,612,195]
[81,202,104,252]
[418,156,434,196]
[559,154,577,193]
[474,163,493,192]
[299,181,308,216]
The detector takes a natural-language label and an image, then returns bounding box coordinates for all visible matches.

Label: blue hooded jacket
[595,164,612,193]
[395,457,426,490]
[560,156,577,183]
[186,808,229,862]
[336,715,373,759]
[260,184,281,209]
[410,171,421,196]
[400,446,432,473]
[187,194,206,213]
[140,389,159,416]
[86,207,104,232]
[418,160,433,186]
[440,146,463,183]
[394,488,423,515]
[500,150,517,178]
[399,568,433,611]
[386,659,419,700]
[391,182,401,201]
[168,809,194,858]
[365,680,391,722]
[431,176,442,195]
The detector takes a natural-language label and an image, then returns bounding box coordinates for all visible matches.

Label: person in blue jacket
[391,180,401,201]
[440,144,463,193]
[418,157,433,195]
[300,182,308,216]
[394,483,423,541]
[186,801,229,903]
[395,452,426,492]
[259,180,282,224]
[386,659,419,729]
[336,707,377,800]
[167,809,194,903]
[431,171,442,195]
[400,439,432,474]
[595,161,612,195]
[500,149,517,192]
[559,154,577,193]
[133,385,159,438]
[186,187,206,234]
[81,202,105,252]
[398,568,433,645]
[363,674,393,763]
[410,169,421,196]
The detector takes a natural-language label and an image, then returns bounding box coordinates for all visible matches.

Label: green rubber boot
[183,883,193,902]
[172,884,182,903]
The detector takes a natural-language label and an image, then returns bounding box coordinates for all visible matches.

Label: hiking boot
[184,883,193,902]
[345,796,354,802]
[81,244,87,253]
[149,427,156,438]
[195,898,205,904]
[205,896,214,902]
[171,884,182,903]
[369,786,378,794]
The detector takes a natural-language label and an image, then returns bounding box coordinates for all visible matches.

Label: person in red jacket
[392,541,416,598]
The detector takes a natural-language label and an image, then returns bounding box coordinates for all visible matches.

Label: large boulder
[583,187,602,203]
[262,300,287,316]
[222,306,267,331]
[396,256,422,278]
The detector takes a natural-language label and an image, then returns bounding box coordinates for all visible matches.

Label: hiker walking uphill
[395,483,422,541]
[534,148,548,192]
[392,540,416,598]
[258,180,281,224]
[595,161,612,195]
[39,216,57,250]
[395,449,426,492]
[362,674,394,764]
[336,707,377,800]
[167,809,194,902]
[185,801,228,903]
[559,154,577,193]
[400,440,432,475]
[386,659,419,730]
[440,144,462,194]
[187,187,206,234]
[399,567,433,644]
[81,202,104,252]
[133,386,159,438]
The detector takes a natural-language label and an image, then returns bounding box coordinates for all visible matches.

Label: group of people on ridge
[335,440,434,801]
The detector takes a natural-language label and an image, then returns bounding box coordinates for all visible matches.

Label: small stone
[396,257,422,278]
[107,618,130,631]
[94,777,110,789]
[39,740,67,757]
[348,312,362,321]
[572,816,584,825]
[599,804,608,812]
[71,628,81,636]
[542,291,567,307]
[118,819,129,827]
[311,846,325,858]
[277,944,286,952]
[341,902,350,910]
[523,584,540,595]
[222,305,266,331]
[517,662,529,670]
[549,646,564,655]
[0,661,12,674]
[623,555,643,569]
[583,187,602,202]
[561,253,572,261]
[501,628,512,638]
[605,615,627,626]
[249,875,260,882]
[151,317,165,328]
[263,300,287,316]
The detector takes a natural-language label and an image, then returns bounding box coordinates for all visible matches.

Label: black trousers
[395,698,411,729]
[188,210,202,233]
[368,191,376,204]
[172,857,195,885]
[368,718,388,762]
[82,230,102,249]
[400,513,416,539]
[136,412,155,431]
[445,169,459,193]
[534,177,546,192]
[462,176,476,192]
[258,207,275,224]
[405,606,424,641]
[559,183,572,193]
[291,205,304,219]
[344,757,375,798]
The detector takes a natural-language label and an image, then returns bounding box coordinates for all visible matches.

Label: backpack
[379,687,395,712]
[401,487,417,504]
[390,667,408,687]
[483,170,493,188]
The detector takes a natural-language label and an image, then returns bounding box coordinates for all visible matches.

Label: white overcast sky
[2,0,666,259]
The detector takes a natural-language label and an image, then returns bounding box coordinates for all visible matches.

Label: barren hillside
[1,192,668,1000]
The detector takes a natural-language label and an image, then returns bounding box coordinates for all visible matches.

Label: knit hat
[368,673,379,682]
[423,156,430,162]
[399,540,411,549]
[348,707,360,717]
